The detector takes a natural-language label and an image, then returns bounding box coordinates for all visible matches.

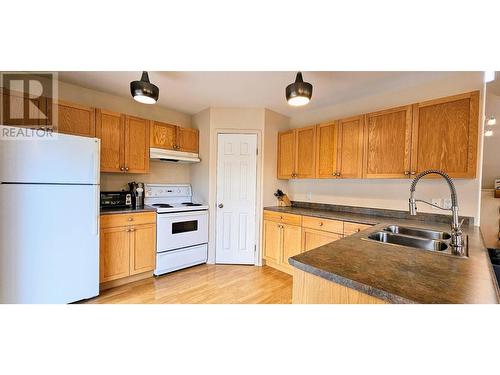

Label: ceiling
[58,71,460,117]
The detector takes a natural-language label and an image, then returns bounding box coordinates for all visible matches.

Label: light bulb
[287,96,310,106]
[487,116,496,126]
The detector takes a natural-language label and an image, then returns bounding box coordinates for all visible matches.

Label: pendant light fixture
[286,72,313,106]
[130,71,159,104]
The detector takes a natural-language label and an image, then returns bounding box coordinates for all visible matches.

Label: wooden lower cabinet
[281,224,302,264]
[129,224,156,275]
[100,213,156,284]
[263,219,302,274]
[263,220,281,263]
[292,268,386,304]
[263,210,373,275]
[302,228,342,252]
[100,226,131,282]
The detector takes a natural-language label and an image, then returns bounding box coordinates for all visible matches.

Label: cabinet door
[411,91,479,178]
[96,109,125,172]
[124,116,150,173]
[56,101,95,137]
[100,227,130,283]
[337,115,364,178]
[263,220,281,263]
[277,130,296,179]
[302,228,342,252]
[150,121,177,150]
[295,125,316,178]
[281,224,302,265]
[177,127,199,153]
[129,224,156,275]
[364,106,412,178]
[316,122,338,178]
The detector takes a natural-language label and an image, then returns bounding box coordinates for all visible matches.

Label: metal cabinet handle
[125,166,129,172]
[404,171,410,175]
[127,228,135,232]
[410,171,416,175]
[120,167,125,171]
[128,217,134,221]
[319,222,324,226]
[218,203,224,208]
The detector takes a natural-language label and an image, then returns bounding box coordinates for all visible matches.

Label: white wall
[263,109,290,207]
[482,91,500,188]
[190,107,291,264]
[286,72,485,223]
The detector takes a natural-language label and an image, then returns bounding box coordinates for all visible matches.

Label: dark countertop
[100,205,157,215]
[264,206,498,304]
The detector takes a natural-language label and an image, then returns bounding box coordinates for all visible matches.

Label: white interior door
[216,133,258,264]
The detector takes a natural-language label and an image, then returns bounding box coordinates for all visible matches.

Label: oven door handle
[157,210,208,219]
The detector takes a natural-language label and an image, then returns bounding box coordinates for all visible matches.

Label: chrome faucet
[409,169,467,257]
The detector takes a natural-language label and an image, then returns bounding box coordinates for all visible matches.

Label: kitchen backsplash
[100,160,191,191]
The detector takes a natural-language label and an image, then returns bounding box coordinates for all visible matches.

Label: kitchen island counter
[266,206,498,304]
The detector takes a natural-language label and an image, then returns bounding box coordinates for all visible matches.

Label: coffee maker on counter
[128,181,145,209]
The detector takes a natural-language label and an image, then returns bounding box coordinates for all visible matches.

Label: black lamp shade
[286,72,312,106]
[130,71,159,104]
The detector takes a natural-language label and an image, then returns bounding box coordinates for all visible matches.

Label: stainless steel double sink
[364,225,466,257]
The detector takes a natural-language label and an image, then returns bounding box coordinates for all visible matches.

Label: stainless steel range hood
[150,147,201,163]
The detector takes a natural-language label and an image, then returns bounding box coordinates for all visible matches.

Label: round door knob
[319,222,323,226]
[128,217,134,221]
[218,203,224,208]
[125,167,129,171]
[120,167,125,171]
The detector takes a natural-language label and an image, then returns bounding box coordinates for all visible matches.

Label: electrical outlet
[306,192,312,201]
[431,198,442,207]
[443,198,452,210]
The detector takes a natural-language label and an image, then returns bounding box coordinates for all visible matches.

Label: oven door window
[172,220,198,234]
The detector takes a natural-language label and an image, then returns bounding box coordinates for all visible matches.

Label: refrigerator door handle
[95,186,100,235]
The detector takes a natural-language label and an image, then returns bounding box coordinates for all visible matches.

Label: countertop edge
[100,206,157,215]
[288,257,415,304]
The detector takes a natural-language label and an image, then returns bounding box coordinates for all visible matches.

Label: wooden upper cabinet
[124,116,150,174]
[151,121,177,150]
[411,91,479,178]
[150,121,199,153]
[337,115,364,178]
[295,125,316,178]
[177,127,199,153]
[363,106,412,178]
[55,101,96,137]
[316,121,338,178]
[277,130,296,179]
[96,109,125,173]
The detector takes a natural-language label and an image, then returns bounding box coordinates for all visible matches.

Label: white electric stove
[145,184,208,276]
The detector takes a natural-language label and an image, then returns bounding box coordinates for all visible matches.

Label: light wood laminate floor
[85,264,292,304]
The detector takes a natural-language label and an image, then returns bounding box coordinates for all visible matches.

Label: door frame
[214,130,262,266]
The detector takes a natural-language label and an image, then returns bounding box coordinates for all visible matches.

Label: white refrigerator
[0,127,100,303]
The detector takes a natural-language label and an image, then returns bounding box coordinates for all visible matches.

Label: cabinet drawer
[344,222,372,236]
[101,212,156,228]
[302,216,344,234]
[263,210,302,226]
